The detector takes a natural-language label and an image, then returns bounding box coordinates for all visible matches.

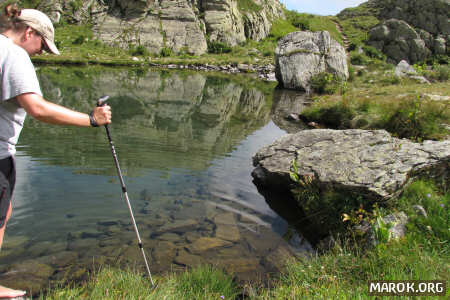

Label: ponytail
[1,3,26,32]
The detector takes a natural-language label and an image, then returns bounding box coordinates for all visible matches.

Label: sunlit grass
[42,265,239,300]
[300,62,450,141]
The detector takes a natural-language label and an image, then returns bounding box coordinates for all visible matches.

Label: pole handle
[97,95,110,107]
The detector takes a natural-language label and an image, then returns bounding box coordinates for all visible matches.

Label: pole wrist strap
[89,111,99,127]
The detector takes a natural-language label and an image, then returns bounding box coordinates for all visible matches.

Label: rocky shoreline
[148,61,277,82]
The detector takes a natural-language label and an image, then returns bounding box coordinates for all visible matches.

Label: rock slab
[252,129,449,201]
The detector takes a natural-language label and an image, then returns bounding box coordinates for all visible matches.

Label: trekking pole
[96,96,155,286]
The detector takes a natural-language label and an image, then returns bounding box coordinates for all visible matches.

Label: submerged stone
[264,245,297,271]
[154,219,198,234]
[174,249,205,267]
[188,237,233,254]
[0,260,54,295]
[214,212,241,242]
[27,241,67,257]
[36,251,78,267]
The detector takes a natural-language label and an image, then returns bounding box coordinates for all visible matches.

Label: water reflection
[1,67,313,292]
[22,68,273,174]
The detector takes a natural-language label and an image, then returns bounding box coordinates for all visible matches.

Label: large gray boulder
[378,0,450,37]
[368,19,431,64]
[252,129,449,201]
[340,0,449,61]
[275,31,349,92]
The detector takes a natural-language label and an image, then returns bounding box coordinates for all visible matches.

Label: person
[0,4,112,298]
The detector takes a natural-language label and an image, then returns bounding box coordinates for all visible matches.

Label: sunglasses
[34,30,51,52]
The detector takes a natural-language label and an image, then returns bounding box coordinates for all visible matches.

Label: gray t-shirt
[0,34,42,159]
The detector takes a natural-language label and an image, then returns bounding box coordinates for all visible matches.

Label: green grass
[237,0,263,13]
[300,61,450,141]
[336,1,381,49]
[257,179,448,299]
[338,16,380,49]
[41,265,239,300]
[268,18,298,41]
[284,11,343,45]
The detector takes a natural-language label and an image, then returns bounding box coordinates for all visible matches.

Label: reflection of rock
[271,89,310,133]
[33,68,272,174]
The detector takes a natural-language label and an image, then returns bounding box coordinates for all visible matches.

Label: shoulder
[0,35,32,65]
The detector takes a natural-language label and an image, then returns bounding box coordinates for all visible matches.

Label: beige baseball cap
[17,9,60,55]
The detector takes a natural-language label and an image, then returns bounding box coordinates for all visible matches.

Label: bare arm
[16,93,111,126]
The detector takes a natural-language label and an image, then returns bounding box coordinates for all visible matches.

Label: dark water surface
[0,67,312,288]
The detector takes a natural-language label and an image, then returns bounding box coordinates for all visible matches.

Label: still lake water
[1,66,313,286]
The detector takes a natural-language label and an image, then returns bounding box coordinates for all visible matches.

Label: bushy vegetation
[425,64,450,82]
[207,41,232,54]
[310,72,341,95]
[130,44,150,57]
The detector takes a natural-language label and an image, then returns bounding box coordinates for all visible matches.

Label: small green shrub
[263,50,272,57]
[159,47,173,57]
[350,52,370,65]
[72,35,85,45]
[129,44,149,56]
[348,65,356,81]
[68,0,83,12]
[310,72,339,94]
[427,64,450,82]
[379,75,401,86]
[348,42,361,52]
[362,45,385,61]
[286,11,312,31]
[302,101,356,129]
[207,41,232,54]
[426,54,450,65]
